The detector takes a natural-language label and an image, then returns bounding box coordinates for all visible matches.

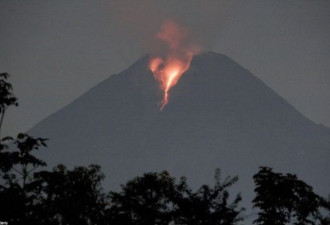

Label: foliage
[0,133,48,224]
[0,72,18,138]
[173,169,243,225]
[32,164,108,225]
[253,167,328,225]
[0,73,48,224]
[0,74,109,225]
[109,169,244,225]
[109,171,176,225]
[0,72,18,109]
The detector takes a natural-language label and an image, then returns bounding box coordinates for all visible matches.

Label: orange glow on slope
[149,20,199,110]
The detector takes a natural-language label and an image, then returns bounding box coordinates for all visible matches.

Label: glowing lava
[149,20,199,110]
[150,55,192,110]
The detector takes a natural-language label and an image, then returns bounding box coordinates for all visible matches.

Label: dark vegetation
[0,73,329,225]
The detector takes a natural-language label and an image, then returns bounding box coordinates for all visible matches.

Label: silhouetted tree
[109,171,176,225]
[0,74,110,225]
[0,72,18,171]
[32,164,108,225]
[173,169,243,225]
[0,72,18,138]
[109,169,244,225]
[0,73,48,224]
[319,197,330,225]
[253,167,327,225]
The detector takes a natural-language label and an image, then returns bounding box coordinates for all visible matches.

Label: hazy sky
[1,0,330,136]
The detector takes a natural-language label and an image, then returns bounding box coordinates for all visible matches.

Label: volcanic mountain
[30,52,330,204]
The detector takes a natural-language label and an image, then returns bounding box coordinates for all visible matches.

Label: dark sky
[1,0,330,136]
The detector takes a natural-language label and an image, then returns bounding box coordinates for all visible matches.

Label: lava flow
[149,20,198,110]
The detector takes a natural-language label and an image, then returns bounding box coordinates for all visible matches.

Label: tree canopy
[109,169,244,225]
[253,167,329,225]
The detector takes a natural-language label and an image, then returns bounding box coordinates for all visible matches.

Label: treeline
[0,73,329,225]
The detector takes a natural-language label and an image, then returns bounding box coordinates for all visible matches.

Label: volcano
[30,52,330,205]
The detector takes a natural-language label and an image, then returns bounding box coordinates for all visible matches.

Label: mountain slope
[30,52,330,204]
